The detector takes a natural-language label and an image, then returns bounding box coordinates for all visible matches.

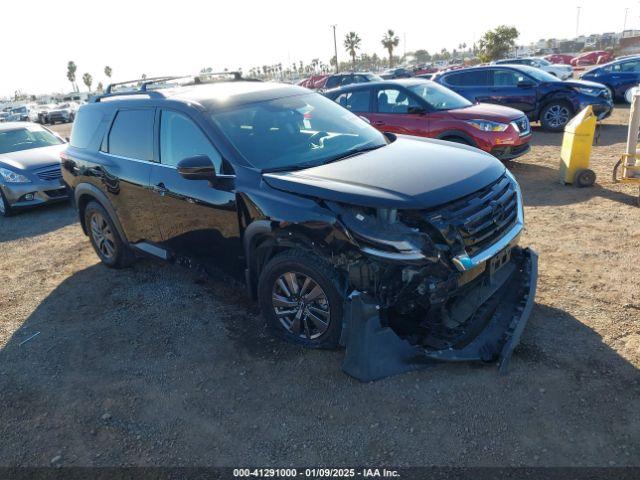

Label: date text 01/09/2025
[232,468,401,478]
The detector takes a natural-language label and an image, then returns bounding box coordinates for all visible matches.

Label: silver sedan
[0,122,69,216]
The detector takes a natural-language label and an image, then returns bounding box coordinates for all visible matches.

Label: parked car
[35,104,56,124]
[0,122,69,216]
[325,79,532,160]
[434,65,613,131]
[0,112,9,123]
[380,67,414,79]
[298,75,330,89]
[62,76,537,369]
[47,102,77,124]
[7,105,37,122]
[412,64,439,75]
[319,72,382,91]
[580,55,640,103]
[543,54,575,65]
[571,50,615,67]
[493,57,573,80]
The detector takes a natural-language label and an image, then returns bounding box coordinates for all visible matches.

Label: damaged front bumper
[339,247,538,382]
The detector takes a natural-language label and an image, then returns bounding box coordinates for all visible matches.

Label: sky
[1,0,634,98]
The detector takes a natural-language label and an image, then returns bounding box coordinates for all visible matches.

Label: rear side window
[491,69,527,86]
[325,76,341,89]
[107,109,154,160]
[70,108,104,149]
[444,70,490,87]
[159,110,222,171]
[333,90,371,112]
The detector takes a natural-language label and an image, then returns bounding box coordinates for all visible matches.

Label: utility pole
[623,7,630,33]
[576,6,581,38]
[331,25,338,73]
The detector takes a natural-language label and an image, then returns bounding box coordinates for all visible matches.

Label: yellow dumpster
[559,105,597,187]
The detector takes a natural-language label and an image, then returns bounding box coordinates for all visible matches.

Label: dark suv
[63,74,537,377]
[434,65,613,131]
[320,72,382,91]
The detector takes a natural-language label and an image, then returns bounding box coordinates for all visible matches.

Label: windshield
[210,93,386,171]
[408,82,472,111]
[11,106,27,114]
[0,126,64,154]
[535,58,551,66]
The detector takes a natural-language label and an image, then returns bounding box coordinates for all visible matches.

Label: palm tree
[82,73,93,92]
[67,61,78,92]
[381,30,400,67]
[104,66,112,81]
[343,32,362,69]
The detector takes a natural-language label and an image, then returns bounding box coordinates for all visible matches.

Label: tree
[343,32,362,69]
[82,73,93,92]
[104,66,112,80]
[96,82,104,93]
[381,29,400,67]
[477,25,519,62]
[67,61,78,92]
[413,49,431,63]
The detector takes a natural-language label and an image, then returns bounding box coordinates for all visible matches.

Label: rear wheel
[0,189,12,217]
[84,201,133,268]
[258,249,344,349]
[540,102,573,132]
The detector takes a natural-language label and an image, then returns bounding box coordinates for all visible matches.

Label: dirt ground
[0,110,639,468]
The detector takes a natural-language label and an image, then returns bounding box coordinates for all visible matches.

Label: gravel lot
[0,111,639,468]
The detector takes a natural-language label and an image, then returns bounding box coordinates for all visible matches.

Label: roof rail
[93,71,259,103]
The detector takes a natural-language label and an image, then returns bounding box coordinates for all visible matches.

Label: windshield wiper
[323,144,385,165]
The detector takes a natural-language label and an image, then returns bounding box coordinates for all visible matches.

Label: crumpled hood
[263,136,506,209]
[550,79,607,90]
[0,144,66,171]
[448,103,525,122]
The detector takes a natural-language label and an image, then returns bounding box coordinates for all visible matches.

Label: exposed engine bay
[323,173,538,381]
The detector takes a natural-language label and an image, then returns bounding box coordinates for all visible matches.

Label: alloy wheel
[544,104,570,129]
[272,271,331,340]
[90,212,116,260]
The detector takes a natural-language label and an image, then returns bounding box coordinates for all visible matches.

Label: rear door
[486,68,538,114]
[149,109,241,268]
[331,88,373,119]
[608,60,640,95]
[440,69,492,103]
[100,107,161,243]
[367,86,429,136]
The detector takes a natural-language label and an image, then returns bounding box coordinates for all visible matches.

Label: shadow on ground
[0,202,76,244]
[0,259,638,466]
[506,161,639,207]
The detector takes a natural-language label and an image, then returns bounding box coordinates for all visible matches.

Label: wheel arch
[74,183,127,242]
[437,130,478,147]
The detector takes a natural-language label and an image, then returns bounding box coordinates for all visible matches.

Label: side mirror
[177,155,216,180]
[517,80,536,88]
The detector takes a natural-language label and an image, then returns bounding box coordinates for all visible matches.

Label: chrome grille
[513,116,530,136]
[404,174,519,257]
[35,165,62,181]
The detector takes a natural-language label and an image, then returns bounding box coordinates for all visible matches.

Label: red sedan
[544,54,575,65]
[325,79,532,160]
[571,51,615,67]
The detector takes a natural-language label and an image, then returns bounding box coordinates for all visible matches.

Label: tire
[0,188,12,217]
[257,249,344,349]
[540,101,573,132]
[625,87,636,104]
[574,168,596,188]
[84,201,134,268]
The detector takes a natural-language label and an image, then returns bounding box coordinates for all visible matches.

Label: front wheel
[258,249,344,349]
[540,102,573,132]
[84,201,134,268]
[0,189,12,217]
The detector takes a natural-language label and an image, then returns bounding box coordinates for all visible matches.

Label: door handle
[372,120,385,126]
[153,182,168,196]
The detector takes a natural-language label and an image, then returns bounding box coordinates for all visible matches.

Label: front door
[367,87,429,136]
[150,109,241,275]
[486,68,538,115]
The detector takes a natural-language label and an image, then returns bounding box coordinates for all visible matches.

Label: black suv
[63,74,537,376]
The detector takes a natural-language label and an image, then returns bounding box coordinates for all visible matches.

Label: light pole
[624,7,630,32]
[575,6,581,38]
[331,25,338,73]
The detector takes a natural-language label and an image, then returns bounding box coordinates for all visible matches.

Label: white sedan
[493,57,574,80]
